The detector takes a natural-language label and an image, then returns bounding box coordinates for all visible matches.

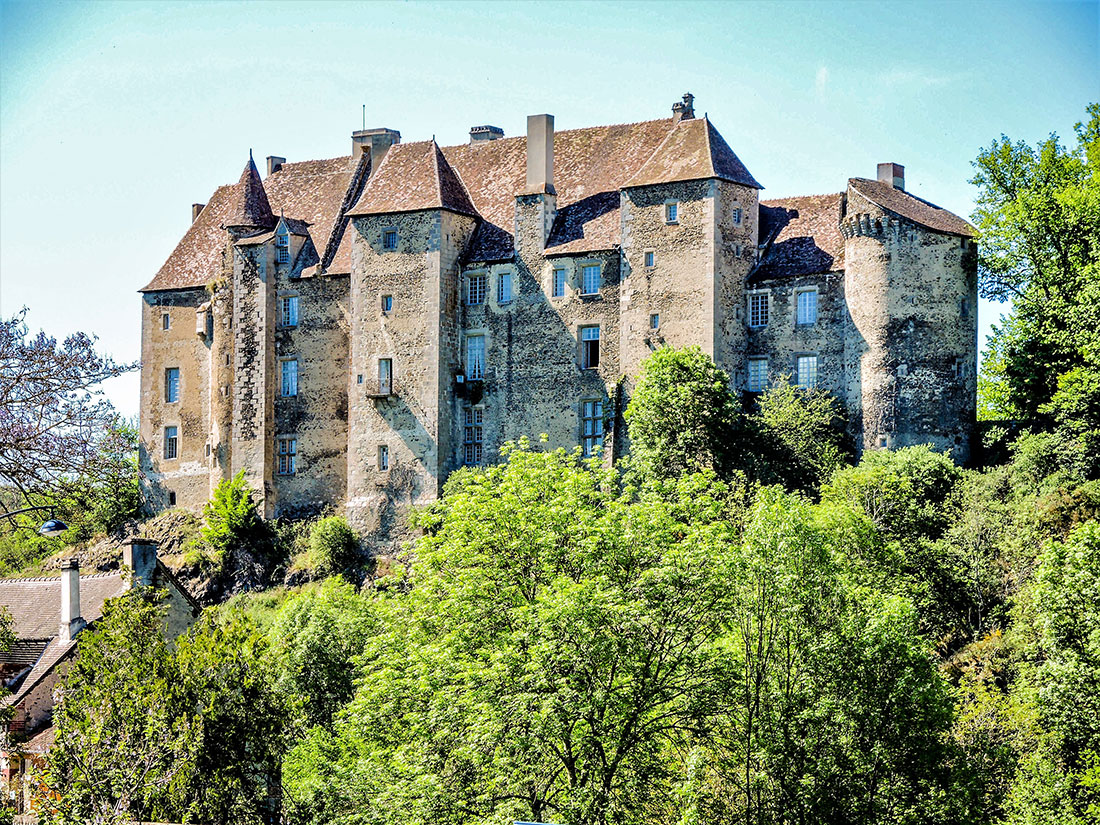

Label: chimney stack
[672,93,695,122]
[525,114,555,194]
[351,127,401,173]
[59,559,85,642]
[123,537,158,589]
[877,162,905,191]
[192,203,205,223]
[470,125,504,144]
[266,156,286,176]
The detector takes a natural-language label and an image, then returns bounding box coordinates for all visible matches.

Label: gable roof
[0,572,128,640]
[849,177,974,237]
[626,117,763,190]
[141,182,236,292]
[754,193,846,280]
[224,156,275,230]
[347,140,477,218]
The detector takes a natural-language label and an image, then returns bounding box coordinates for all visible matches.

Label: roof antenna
[362,104,365,131]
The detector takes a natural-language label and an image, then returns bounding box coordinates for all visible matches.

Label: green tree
[200,470,264,568]
[624,346,743,479]
[307,515,359,577]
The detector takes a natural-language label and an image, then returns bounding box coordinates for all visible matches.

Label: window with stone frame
[280,295,299,328]
[665,201,679,223]
[281,359,298,397]
[796,289,818,325]
[732,206,743,225]
[163,426,178,460]
[498,271,513,303]
[650,313,660,329]
[464,407,484,465]
[581,264,601,296]
[275,225,290,263]
[581,399,604,457]
[796,355,818,388]
[161,312,170,330]
[748,292,769,328]
[644,250,656,267]
[378,358,393,395]
[381,294,393,313]
[467,273,487,305]
[552,268,566,298]
[580,325,600,369]
[277,437,297,475]
[747,357,768,392]
[382,229,398,251]
[164,368,180,403]
[378,444,390,471]
[466,335,485,380]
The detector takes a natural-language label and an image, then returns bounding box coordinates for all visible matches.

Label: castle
[138,94,977,542]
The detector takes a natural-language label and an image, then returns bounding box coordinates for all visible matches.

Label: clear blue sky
[1,0,1096,418]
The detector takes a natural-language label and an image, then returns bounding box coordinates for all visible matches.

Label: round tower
[841,167,977,460]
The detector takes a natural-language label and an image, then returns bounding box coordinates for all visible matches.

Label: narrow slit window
[378,444,390,471]
[581,326,600,369]
[382,294,393,313]
[161,313,170,330]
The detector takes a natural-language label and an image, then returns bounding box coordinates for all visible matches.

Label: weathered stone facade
[138,98,977,542]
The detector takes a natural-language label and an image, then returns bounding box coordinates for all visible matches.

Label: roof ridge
[437,116,674,151]
[430,139,443,206]
[762,192,845,203]
[320,151,372,272]
[0,570,123,583]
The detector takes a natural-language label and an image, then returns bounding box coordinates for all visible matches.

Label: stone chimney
[470,125,504,144]
[123,537,158,589]
[267,156,286,176]
[672,93,695,122]
[877,162,905,190]
[352,127,401,172]
[59,559,85,642]
[525,114,555,194]
[192,203,205,223]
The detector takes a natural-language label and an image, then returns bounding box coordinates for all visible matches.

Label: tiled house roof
[141,182,237,292]
[0,572,127,639]
[849,177,974,237]
[224,157,275,230]
[754,193,846,280]
[626,116,763,190]
[347,141,478,218]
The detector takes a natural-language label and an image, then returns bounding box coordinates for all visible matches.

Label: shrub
[201,471,261,563]
[308,516,359,576]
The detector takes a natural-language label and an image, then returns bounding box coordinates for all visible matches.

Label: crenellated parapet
[840,213,907,239]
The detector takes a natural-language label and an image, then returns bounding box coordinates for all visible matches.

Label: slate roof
[849,177,974,237]
[626,116,763,190]
[754,193,846,280]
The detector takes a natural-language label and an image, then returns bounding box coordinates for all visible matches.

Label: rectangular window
[644,250,655,267]
[796,355,818,388]
[665,202,679,223]
[275,236,290,264]
[381,294,393,313]
[732,206,743,225]
[466,335,485,380]
[581,326,600,369]
[277,437,297,475]
[161,313,170,330]
[961,297,970,318]
[498,272,513,303]
[383,229,398,250]
[650,313,660,329]
[281,295,299,328]
[552,268,566,298]
[581,399,604,457]
[464,408,484,465]
[378,358,392,395]
[164,426,178,460]
[467,273,487,305]
[581,264,601,296]
[747,357,768,392]
[281,359,298,397]
[796,290,818,325]
[748,293,769,328]
[164,368,180,403]
[378,444,390,471]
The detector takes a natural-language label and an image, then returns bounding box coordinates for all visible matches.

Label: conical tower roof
[224,153,275,229]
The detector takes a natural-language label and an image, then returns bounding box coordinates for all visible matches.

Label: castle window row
[466,264,604,306]
[745,354,820,392]
[747,289,820,329]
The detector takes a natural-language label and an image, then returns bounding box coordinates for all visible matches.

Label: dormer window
[275,224,290,264]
